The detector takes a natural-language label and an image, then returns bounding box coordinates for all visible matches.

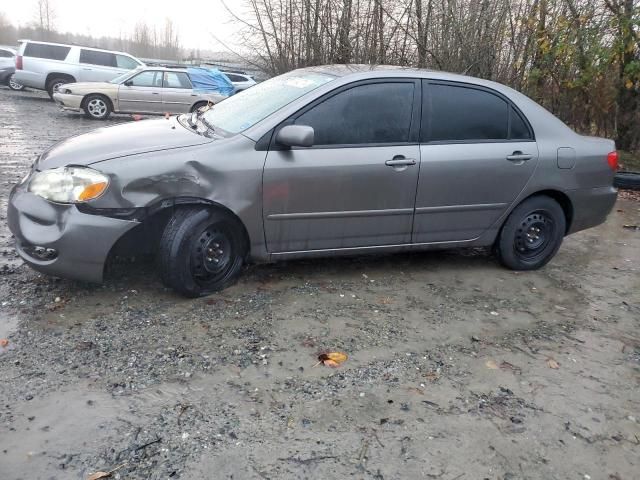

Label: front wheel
[8,74,25,91]
[83,94,112,120]
[496,196,566,270]
[158,207,246,297]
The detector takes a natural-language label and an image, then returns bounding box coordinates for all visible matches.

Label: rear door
[117,70,164,113]
[263,79,421,253]
[413,81,538,243]
[161,71,196,113]
[78,49,119,82]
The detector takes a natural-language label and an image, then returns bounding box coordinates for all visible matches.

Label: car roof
[18,39,136,57]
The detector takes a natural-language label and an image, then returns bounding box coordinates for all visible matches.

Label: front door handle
[385,156,417,167]
[506,151,533,162]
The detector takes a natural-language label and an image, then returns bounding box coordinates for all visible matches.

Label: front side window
[201,71,335,134]
[129,71,162,87]
[426,84,509,142]
[116,54,140,70]
[79,49,116,67]
[294,82,414,145]
[164,72,192,89]
[24,43,70,61]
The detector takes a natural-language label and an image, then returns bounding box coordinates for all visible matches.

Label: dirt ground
[0,86,639,480]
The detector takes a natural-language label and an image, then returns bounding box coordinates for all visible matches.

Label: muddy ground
[0,86,638,480]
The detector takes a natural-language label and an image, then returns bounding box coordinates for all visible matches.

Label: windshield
[109,69,140,84]
[201,71,335,134]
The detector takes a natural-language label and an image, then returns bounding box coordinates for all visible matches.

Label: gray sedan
[8,65,618,297]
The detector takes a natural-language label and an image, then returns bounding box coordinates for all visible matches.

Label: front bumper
[7,183,139,283]
[52,92,83,111]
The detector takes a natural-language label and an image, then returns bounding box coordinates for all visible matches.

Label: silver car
[8,65,618,297]
[0,46,24,90]
[14,40,143,97]
[53,67,228,119]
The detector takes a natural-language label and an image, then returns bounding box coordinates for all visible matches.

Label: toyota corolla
[7,65,618,297]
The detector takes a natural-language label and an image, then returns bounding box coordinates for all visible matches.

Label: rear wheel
[83,94,112,120]
[158,207,246,297]
[8,74,24,91]
[496,196,566,270]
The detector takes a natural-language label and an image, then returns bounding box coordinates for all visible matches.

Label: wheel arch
[81,92,114,112]
[45,72,76,87]
[107,196,251,262]
[515,189,574,235]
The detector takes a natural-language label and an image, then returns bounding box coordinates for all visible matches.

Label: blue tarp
[187,67,236,96]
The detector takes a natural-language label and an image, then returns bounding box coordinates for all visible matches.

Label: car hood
[37,117,213,169]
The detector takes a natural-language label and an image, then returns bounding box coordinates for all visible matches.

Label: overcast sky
[4,0,244,51]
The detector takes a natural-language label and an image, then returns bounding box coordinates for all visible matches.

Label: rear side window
[510,107,533,140]
[225,73,245,82]
[295,82,414,145]
[129,70,162,87]
[116,54,139,70]
[426,84,508,141]
[80,49,116,67]
[24,43,70,61]
[164,72,192,89]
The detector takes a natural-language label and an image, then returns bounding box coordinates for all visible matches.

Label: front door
[263,79,421,253]
[413,81,539,243]
[117,70,164,113]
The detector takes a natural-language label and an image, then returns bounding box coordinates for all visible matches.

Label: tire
[190,101,209,113]
[496,196,566,270]
[47,77,69,98]
[82,94,112,120]
[158,207,246,297]
[614,171,640,191]
[8,74,25,91]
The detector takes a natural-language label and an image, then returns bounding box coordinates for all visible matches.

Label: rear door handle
[506,151,533,162]
[385,156,417,167]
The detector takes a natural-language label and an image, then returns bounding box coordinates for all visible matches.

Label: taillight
[16,55,23,70]
[607,151,618,171]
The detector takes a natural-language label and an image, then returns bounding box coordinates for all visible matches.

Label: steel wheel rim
[514,210,555,260]
[87,98,107,117]
[9,75,22,90]
[191,226,233,283]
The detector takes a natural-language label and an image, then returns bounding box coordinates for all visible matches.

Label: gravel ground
[0,86,639,480]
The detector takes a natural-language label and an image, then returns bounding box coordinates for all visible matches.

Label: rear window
[0,49,13,58]
[80,49,116,67]
[24,43,70,61]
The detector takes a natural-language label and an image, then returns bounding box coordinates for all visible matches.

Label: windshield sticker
[285,78,316,88]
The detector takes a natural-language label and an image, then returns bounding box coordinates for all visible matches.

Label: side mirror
[124,80,133,87]
[276,125,314,148]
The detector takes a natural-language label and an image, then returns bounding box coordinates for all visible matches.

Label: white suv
[14,40,144,97]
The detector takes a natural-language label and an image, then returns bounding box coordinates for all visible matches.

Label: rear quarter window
[24,43,70,61]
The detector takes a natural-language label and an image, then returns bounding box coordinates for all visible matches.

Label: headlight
[28,167,109,203]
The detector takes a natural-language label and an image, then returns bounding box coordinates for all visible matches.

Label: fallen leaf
[423,371,440,381]
[485,359,499,370]
[0,338,8,347]
[317,351,348,367]
[546,358,560,369]
[87,472,110,480]
[499,361,522,374]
